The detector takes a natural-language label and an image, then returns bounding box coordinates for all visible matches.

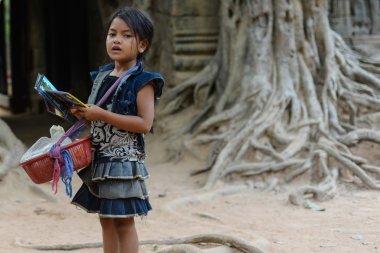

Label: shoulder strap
[96,64,140,107]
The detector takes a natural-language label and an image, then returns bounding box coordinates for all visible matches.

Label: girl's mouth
[112,46,122,51]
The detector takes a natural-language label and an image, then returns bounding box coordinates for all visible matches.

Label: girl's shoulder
[133,69,164,82]
[89,63,165,99]
[131,70,165,99]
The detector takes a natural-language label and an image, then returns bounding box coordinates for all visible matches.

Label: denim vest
[87,63,164,162]
[88,62,164,115]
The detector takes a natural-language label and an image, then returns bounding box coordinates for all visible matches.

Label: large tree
[161,0,380,205]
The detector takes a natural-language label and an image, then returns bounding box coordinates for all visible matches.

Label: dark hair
[106,6,154,60]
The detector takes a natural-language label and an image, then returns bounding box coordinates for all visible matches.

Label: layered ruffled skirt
[71,161,152,218]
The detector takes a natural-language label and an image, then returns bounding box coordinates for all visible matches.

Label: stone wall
[329,0,380,59]
[329,0,380,36]
[151,0,219,87]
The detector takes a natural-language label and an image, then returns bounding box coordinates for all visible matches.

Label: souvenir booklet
[34,74,88,123]
[44,90,88,108]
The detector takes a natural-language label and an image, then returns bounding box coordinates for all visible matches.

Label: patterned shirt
[91,75,145,163]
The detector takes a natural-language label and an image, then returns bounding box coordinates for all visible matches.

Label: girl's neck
[112,60,137,77]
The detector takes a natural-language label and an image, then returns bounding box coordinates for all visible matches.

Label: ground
[0,112,379,253]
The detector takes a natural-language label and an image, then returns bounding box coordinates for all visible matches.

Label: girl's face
[106,17,147,68]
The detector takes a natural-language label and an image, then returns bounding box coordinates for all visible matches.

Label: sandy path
[1,153,380,253]
[0,114,379,253]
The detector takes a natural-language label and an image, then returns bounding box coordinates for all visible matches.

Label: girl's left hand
[72,105,106,121]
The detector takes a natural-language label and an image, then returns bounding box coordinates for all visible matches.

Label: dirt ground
[1,112,380,253]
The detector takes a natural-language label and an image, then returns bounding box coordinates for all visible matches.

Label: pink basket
[19,136,92,184]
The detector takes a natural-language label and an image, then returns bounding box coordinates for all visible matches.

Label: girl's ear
[138,39,148,54]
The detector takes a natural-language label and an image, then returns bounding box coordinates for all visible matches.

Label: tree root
[186,101,214,133]
[289,186,328,206]
[249,139,285,161]
[205,103,285,189]
[160,89,193,115]
[160,0,380,207]
[161,58,219,115]
[318,142,380,189]
[195,105,245,135]
[289,168,338,206]
[190,140,224,176]
[151,234,266,253]
[362,164,380,174]
[223,159,305,177]
[14,239,102,251]
[337,129,380,145]
[284,160,311,183]
[15,234,265,253]
[157,244,203,253]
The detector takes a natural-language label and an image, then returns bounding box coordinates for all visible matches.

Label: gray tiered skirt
[71,161,152,218]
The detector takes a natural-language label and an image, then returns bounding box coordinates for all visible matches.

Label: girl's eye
[108,33,116,37]
[124,34,132,38]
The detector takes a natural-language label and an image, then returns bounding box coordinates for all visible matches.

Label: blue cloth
[88,61,164,115]
[72,183,152,218]
[61,149,74,197]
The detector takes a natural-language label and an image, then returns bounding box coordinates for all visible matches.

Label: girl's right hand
[71,104,106,121]
[70,106,83,119]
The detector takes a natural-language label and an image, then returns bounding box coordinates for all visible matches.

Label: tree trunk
[162,0,380,204]
[0,119,25,178]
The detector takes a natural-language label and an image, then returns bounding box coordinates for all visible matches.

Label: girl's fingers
[76,106,86,112]
[70,108,78,114]
[71,105,81,111]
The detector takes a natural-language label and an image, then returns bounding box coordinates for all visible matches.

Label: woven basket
[19,136,92,184]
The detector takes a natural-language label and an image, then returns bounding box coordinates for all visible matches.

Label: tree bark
[162,0,380,204]
[0,119,25,178]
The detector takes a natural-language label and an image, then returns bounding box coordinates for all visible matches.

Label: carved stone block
[153,0,219,86]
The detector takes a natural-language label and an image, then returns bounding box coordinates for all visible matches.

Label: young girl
[70,6,164,253]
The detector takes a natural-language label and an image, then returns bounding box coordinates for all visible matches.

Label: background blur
[0,0,380,114]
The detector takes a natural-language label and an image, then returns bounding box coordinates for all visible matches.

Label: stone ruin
[154,0,380,87]
[329,0,380,60]
[150,0,219,87]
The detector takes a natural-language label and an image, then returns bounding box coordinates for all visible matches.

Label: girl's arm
[74,83,155,134]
